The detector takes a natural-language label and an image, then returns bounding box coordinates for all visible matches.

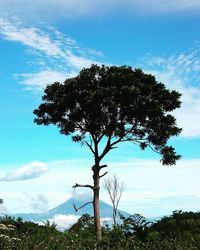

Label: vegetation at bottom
[1,210,200,249]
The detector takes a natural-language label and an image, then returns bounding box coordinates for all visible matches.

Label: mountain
[12,198,130,223]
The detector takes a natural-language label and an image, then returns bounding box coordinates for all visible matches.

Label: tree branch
[109,126,140,148]
[73,201,93,212]
[99,131,146,161]
[147,144,161,155]
[99,164,108,169]
[99,136,112,161]
[97,134,105,144]
[100,171,108,178]
[110,137,123,147]
[85,141,95,155]
[72,183,94,190]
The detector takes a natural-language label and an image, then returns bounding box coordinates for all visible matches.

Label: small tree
[104,175,124,226]
[0,198,3,204]
[33,64,181,240]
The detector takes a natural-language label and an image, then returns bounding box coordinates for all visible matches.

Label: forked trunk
[113,209,117,226]
[93,166,102,240]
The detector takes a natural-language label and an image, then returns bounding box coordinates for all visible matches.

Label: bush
[1,211,200,249]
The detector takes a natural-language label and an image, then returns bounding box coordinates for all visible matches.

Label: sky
[1,0,200,225]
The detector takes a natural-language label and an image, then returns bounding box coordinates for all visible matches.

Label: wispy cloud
[142,49,200,138]
[0,162,48,181]
[15,70,75,92]
[1,0,200,20]
[0,17,104,91]
[0,18,64,57]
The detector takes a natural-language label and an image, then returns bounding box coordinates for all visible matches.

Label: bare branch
[73,203,78,212]
[100,171,108,178]
[72,183,94,190]
[73,201,93,212]
[99,164,108,169]
[104,174,124,226]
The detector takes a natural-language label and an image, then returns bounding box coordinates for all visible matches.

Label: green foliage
[1,211,200,249]
[68,214,94,234]
[0,216,66,250]
[151,210,200,236]
[119,213,151,239]
[34,64,182,165]
[33,64,182,240]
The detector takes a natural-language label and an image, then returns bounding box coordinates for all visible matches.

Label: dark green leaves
[34,64,182,165]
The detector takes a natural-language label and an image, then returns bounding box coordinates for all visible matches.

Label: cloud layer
[48,214,80,231]
[1,0,200,20]
[45,214,112,231]
[1,158,200,217]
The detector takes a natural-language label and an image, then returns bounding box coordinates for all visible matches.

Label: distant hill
[12,198,130,223]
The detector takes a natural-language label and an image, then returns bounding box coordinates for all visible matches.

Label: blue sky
[1,0,200,223]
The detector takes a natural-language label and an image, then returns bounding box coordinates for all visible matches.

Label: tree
[33,64,181,240]
[119,213,151,239]
[0,198,3,204]
[104,174,124,226]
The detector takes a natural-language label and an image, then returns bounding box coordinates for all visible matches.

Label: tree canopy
[34,64,182,165]
[34,64,182,240]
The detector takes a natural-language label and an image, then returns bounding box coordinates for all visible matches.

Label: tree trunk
[113,209,117,226]
[93,166,102,240]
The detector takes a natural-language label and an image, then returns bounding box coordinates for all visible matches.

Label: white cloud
[15,70,75,91]
[0,0,200,20]
[66,51,99,70]
[49,214,80,231]
[42,214,112,231]
[142,49,200,138]
[0,17,103,91]
[0,18,64,57]
[0,17,102,67]
[0,162,48,181]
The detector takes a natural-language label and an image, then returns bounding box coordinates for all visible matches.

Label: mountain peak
[11,198,130,230]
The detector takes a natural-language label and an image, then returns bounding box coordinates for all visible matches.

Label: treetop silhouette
[34,64,182,240]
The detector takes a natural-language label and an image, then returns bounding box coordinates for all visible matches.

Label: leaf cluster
[34,64,182,164]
